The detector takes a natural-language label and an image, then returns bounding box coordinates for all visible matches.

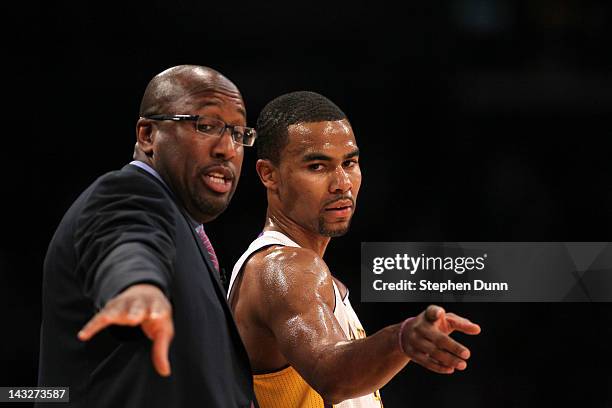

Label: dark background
[3,0,612,407]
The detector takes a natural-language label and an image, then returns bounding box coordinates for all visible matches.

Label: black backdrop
[2,1,612,406]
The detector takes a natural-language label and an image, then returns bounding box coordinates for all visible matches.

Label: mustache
[322,195,355,208]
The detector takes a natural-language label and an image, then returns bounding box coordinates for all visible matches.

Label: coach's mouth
[201,166,234,194]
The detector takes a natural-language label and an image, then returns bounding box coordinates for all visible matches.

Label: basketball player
[228,91,481,407]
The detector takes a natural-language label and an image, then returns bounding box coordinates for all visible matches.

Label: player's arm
[256,247,480,404]
[74,170,176,376]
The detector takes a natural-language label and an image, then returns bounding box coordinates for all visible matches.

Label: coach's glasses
[144,114,257,147]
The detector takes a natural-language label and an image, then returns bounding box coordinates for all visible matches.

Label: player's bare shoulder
[245,245,335,308]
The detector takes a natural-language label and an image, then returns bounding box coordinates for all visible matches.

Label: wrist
[398,317,416,355]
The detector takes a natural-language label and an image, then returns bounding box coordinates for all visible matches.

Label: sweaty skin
[79,66,248,377]
[230,119,481,404]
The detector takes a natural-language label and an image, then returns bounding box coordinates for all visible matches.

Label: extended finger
[78,308,122,341]
[445,313,481,335]
[410,350,455,374]
[402,329,464,369]
[429,331,471,360]
[141,299,171,340]
[150,320,174,377]
[142,301,173,377]
[417,339,468,370]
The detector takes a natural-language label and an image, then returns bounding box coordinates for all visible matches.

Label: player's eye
[343,159,358,168]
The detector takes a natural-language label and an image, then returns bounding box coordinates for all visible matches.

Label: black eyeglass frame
[143,114,257,147]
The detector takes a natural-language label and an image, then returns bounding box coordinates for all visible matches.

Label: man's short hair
[256,91,347,164]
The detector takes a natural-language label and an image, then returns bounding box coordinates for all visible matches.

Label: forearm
[308,322,409,403]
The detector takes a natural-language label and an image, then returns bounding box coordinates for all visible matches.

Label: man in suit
[38,65,257,407]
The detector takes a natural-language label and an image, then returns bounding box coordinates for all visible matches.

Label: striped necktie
[195,225,220,273]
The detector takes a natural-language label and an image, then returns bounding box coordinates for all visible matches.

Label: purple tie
[196,225,220,273]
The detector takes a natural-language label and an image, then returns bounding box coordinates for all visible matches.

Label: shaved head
[139,65,244,117]
[135,64,247,223]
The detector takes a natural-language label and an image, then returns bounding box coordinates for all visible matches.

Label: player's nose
[329,166,352,194]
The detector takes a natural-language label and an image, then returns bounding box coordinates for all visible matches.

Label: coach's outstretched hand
[77,283,174,377]
[400,305,480,374]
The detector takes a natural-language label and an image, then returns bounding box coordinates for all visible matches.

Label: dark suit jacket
[37,164,255,407]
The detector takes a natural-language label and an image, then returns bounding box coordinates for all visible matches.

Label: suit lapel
[127,165,224,287]
[126,164,253,373]
[185,216,225,292]
[184,212,254,371]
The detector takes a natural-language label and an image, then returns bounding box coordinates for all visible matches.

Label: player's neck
[264,212,330,257]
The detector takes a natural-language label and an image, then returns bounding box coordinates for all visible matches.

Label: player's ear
[136,117,155,157]
[256,159,279,192]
